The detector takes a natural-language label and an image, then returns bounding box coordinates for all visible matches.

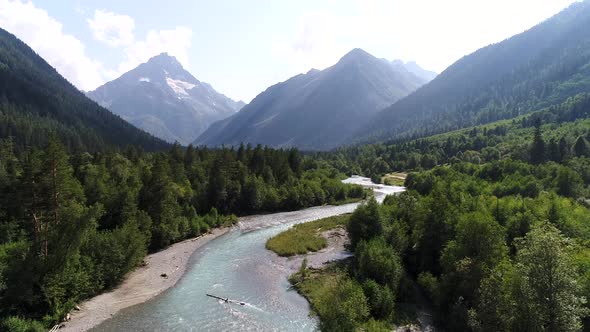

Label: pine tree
[207,156,228,213]
[170,142,184,163]
[548,139,561,162]
[288,148,302,176]
[559,137,571,161]
[22,136,86,257]
[529,119,545,164]
[184,144,196,166]
[237,143,246,163]
[42,136,84,221]
[573,136,590,157]
[21,148,44,254]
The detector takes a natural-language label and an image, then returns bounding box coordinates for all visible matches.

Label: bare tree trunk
[44,221,48,257]
[31,178,42,255]
[32,213,40,245]
[51,158,59,225]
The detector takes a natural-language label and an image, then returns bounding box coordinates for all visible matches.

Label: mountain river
[91,176,404,331]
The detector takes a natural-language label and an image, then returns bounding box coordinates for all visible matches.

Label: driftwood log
[206,293,246,305]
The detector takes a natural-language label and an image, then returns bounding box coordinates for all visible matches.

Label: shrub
[1,316,46,332]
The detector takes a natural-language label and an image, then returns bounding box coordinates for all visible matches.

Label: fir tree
[530,119,545,164]
[573,136,590,157]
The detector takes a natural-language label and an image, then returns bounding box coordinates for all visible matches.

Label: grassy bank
[290,264,344,311]
[266,215,350,256]
[382,172,407,186]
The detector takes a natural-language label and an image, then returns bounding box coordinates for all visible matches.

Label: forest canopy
[0,138,364,329]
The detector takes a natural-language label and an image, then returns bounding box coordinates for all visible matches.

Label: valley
[2,1,590,331]
[77,178,401,332]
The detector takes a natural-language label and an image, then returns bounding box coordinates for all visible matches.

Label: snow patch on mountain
[166,77,196,98]
[87,53,243,145]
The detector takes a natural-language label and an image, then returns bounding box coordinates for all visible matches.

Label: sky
[0,0,582,102]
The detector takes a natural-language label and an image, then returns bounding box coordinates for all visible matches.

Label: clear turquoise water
[93,205,357,332]
[93,177,403,332]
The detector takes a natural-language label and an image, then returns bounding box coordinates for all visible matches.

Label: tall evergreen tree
[573,136,590,157]
[559,137,571,161]
[548,138,561,162]
[530,119,546,164]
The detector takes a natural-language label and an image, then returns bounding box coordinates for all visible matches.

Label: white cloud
[273,12,352,74]
[273,0,580,75]
[0,0,105,91]
[350,0,582,72]
[0,1,193,91]
[114,27,193,77]
[87,9,135,47]
[83,9,193,81]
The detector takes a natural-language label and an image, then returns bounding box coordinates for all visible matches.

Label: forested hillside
[359,1,590,144]
[294,91,590,331]
[0,28,168,152]
[0,138,363,330]
[326,92,590,182]
[302,164,590,330]
[2,1,590,330]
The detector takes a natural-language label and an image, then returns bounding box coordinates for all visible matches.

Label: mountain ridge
[194,48,428,150]
[357,0,590,144]
[87,53,242,144]
[391,59,438,82]
[0,27,168,151]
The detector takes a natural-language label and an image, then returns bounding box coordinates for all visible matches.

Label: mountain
[87,53,243,145]
[0,28,168,151]
[194,48,427,150]
[359,0,590,144]
[391,59,437,82]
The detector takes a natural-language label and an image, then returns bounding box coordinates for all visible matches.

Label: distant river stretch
[92,176,404,332]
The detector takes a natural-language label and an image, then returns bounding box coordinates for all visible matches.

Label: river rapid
[92,176,404,332]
